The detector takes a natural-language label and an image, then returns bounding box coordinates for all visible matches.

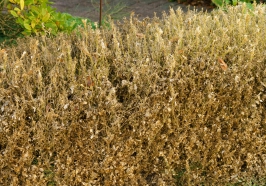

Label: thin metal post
[99,0,102,27]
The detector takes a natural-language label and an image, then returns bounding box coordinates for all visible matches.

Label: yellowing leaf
[9,0,16,3]
[31,21,36,28]
[20,0,24,10]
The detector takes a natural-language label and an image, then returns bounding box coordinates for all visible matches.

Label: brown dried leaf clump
[0,4,266,186]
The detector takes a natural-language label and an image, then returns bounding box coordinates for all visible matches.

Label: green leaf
[17,17,24,25]
[10,10,18,17]
[23,22,32,30]
[31,6,40,15]
[245,3,254,10]
[42,13,50,22]
[212,0,230,7]
[26,0,35,5]
[14,7,21,12]
[44,22,58,34]
[6,4,13,10]
[225,0,230,5]
[232,0,238,6]
[22,29,32,36]
[41,7,48,16]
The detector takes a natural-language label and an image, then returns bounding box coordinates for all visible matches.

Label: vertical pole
[99,0,102,27]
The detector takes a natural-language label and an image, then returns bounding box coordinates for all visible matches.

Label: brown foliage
[0,5,266,185]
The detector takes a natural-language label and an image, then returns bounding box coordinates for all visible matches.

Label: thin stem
[99,0,102,27]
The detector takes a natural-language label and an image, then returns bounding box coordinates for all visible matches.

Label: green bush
[2,0,96,36]
[212,0,265,9]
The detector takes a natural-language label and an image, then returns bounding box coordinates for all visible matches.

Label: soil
[50,0,216,23]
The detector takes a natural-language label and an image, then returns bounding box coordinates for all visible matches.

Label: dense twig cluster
[0,5,265,185]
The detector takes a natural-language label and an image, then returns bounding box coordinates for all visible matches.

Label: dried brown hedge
[0,4,266,185]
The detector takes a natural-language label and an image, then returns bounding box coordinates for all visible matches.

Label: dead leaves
[86,75,95,88]
[218,57,228,71]
[0,48,8,61]
[136,33,145,39]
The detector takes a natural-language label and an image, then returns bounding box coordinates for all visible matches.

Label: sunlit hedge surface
[0,4,265,185]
